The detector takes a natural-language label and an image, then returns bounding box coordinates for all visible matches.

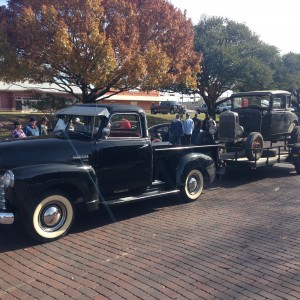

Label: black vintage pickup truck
[0,104,221,242]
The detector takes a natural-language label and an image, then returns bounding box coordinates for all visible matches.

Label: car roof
[54,103,145,117]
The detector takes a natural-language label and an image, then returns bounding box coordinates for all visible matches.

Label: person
[169,114,183,145]
[23,117,40,136]
[181,113,194,145]
[202,112,216,132]
[38,116,49,135]
[191,113,202,144]
[119,117,131,129]
[12,120,26,138]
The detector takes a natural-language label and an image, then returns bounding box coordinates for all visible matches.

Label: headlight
[2,170,14,188]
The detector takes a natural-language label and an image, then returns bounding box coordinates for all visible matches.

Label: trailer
[220,142,300,173]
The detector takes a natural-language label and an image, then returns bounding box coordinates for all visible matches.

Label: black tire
[295,161,300,175]
[170,109,175,114]
[180,168,204,202]
[291,126,300,144]
[195,131,215,145]
[245,132,263,161]
[24,191,74,242]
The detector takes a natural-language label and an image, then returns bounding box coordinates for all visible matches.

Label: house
[0,81,161,112]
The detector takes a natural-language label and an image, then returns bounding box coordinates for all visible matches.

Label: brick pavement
[1,163,300,299]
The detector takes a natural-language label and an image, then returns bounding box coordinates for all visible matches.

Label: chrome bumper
[0,211,14,224]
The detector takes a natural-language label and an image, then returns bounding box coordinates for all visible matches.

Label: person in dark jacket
[169,114,183,145]
[191,113,201,144]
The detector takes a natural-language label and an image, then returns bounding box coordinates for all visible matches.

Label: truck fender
[176,152,216,187]
[9,163,99,215]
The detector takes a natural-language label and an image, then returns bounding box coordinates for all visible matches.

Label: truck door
[98,113,153,194]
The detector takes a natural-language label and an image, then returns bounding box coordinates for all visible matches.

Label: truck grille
[219,112,237,142]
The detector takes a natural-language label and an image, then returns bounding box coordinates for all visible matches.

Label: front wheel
[24,191,74,242]
[180,168,204,202]
[291,126,300,144]
[245,132,263,161]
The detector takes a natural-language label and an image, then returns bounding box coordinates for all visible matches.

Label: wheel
[295,161,300,174]
[195,131,215,145]
[170,109,175,114]
[245,132,263,161]
[24,191,74,242]
[291,126,300,144]
[180,168,204,202]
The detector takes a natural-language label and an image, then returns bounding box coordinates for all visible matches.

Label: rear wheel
[24,191,74,242]
[245,132,263,161]
[180,168,204,202]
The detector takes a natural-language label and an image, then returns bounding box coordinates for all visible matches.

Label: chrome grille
[0,174,6,210]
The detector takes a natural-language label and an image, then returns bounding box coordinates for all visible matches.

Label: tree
[194,16,280,118]
[275,52,300,108]
[0,0,201,103]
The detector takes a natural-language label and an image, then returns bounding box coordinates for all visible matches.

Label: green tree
[194,16,280,118]
[275,52,300,108]
[0,0,201,103]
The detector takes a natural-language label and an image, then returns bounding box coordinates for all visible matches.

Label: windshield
[232,95,270,109]
[53,115,105,137]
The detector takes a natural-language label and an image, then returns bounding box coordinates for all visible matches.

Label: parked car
[209,90,300,161]
[148,123,170,142]
[196,103,208,114]
[150,101,186,114]
[216,102,231,114]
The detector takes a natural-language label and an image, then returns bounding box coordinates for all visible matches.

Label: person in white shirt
[182,113,194,145]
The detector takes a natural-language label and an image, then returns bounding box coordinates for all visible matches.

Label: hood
[0,133,92,171]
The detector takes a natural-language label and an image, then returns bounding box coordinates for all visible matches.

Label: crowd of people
[169,112,216,145]
[11,116,49,138]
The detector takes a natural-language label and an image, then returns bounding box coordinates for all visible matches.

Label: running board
[103,188,180,206]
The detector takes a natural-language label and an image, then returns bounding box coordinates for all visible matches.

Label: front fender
[6,163,98,214]
[176,153,216,187]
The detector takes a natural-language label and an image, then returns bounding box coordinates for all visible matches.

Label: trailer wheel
[180,168,204,202]
[291,126,300,144]
[24,191,74,242]
[245,132,263,161]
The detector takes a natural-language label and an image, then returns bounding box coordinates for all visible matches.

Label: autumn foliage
[1,0,201,102]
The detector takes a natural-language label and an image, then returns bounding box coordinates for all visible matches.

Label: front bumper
[0,211,14,224]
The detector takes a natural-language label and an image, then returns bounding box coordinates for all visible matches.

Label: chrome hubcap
[40,202,67,231]
[188,176,199,195]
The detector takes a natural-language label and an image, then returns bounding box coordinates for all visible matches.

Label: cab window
[109,113,142,138]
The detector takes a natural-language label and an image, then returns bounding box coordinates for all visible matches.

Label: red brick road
[1,163,300,299]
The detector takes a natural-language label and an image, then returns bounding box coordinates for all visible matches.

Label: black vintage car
[148,123,171,142]
[213,90,300,160]
[0,104,220,242]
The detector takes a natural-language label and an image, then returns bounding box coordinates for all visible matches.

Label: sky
[0,0,298,54]
[169,0,299,55]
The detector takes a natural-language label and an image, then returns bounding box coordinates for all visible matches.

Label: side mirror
[102,127,110,138]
